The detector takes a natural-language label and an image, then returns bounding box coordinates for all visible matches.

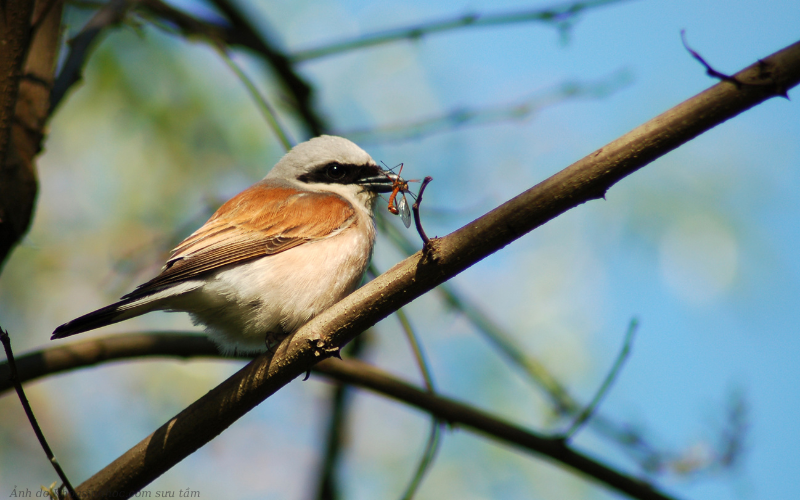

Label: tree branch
[0,333,221,392]
[63,39,800,499]
[289,0,629,63]
[0,333,680,500]
[312,333,368,500]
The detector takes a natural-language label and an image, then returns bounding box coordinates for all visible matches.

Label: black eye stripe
[297,163,378,185]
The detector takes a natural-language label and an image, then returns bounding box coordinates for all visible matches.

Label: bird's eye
[325,164,347,180]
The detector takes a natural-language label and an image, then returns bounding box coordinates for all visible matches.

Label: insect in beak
[384,163,417,228]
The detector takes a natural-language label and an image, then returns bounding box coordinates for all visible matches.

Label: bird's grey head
[266,136,393,197]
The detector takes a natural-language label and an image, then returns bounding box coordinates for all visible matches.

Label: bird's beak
[356,168,396,193]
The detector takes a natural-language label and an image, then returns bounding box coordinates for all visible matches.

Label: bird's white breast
[176,215,376,353]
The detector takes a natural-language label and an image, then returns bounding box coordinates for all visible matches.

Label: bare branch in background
[562,318,637,440]
[216,47,295,149]
[289,0,630,63]
[110,0,631,143]
[130,0,326,135]
[0,327,78,499]
[62,40,800,500]
[339,69,632,144]
[312,332,370,500]
[0,333,222,392]
[393,306,442,498]
[0,333,681,500]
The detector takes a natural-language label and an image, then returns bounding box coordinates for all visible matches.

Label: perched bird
[52,136,395,353]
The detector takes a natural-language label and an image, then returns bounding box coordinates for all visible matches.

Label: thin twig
[562,318,638,440]
[400,420,443,500]
[290,0,629,62]
[313,333,369,500]
[680,30,789,98]
[394,306,435,392]
[680,30,742,87]
[412,177,433,246]
[393,306,441,499]
[0,333,681,500]
[0,328,79,499]
[217,48,295,151]
[341,70,632,144]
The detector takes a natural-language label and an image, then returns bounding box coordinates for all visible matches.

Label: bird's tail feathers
[51,281,203,340]
[51,296,162,339]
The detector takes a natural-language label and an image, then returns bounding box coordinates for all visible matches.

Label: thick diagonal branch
[69,40,800,500]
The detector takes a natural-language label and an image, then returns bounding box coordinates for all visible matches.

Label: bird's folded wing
[123,180,356,299]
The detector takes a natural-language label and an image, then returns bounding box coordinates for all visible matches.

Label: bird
[51,135,395,353]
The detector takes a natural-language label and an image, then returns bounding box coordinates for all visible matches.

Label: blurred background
[1,0,799,499]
